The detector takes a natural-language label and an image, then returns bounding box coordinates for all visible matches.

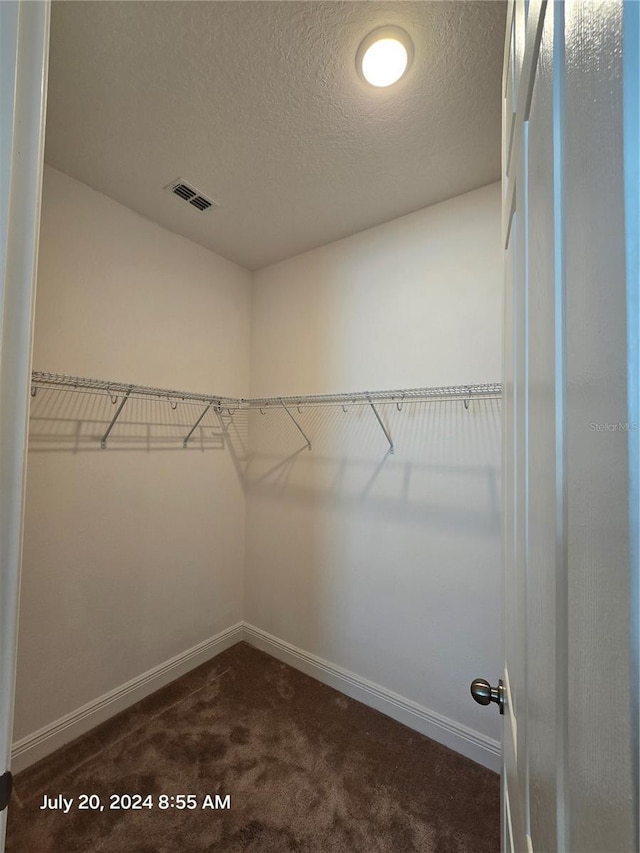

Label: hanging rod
[31,372,502,410]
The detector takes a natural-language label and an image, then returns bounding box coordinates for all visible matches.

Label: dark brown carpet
[7,642,499,852]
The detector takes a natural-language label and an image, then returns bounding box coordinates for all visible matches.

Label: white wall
[13,166,251,743]
[14,172,502,770]
[246,183,503,757]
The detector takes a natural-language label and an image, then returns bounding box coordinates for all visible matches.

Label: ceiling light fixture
[356,26,414,88]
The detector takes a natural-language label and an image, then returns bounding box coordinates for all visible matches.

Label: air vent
[189,195,213,212]
[164,179,219,213]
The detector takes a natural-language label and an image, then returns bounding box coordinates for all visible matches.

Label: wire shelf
[30,371,502,451]
[31,371,237,407]
[32,372,502,410]
[243,383,502,410]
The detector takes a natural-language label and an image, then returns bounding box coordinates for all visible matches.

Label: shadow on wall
[27,387,247,453]
[235,397,502,535]
[28,389,500,534]
[242,397,503,714]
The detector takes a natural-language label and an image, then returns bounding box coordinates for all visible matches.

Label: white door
[0,1,49,849]
[494,1,639,851]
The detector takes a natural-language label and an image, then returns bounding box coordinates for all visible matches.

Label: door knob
[470,678,504,714]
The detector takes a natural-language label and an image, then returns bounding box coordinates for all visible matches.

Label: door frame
[502,0,640,850]
[623,1,640,843]
[0,1,50,848]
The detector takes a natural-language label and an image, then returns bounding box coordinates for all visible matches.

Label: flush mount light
[356,26,414,88]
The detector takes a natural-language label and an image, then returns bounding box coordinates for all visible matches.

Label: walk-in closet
[4,2,507,851]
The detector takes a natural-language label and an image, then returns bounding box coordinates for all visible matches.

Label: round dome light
[356,27,414,88]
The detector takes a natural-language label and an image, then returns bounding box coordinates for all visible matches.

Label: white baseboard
[11,622,243,773]
[242,623,501,773]
[12,621,500,775]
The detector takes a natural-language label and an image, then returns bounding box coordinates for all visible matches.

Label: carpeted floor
[6,642,499,852]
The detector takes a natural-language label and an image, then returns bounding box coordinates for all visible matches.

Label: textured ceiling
[45,1,506,271]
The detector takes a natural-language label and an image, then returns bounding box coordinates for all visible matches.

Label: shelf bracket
[367,395,394,454]
[100,388,131,448]
[183,401,217,448]
[280,399,312,450]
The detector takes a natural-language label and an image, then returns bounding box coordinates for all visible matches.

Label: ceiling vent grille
[164,179,219,213]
